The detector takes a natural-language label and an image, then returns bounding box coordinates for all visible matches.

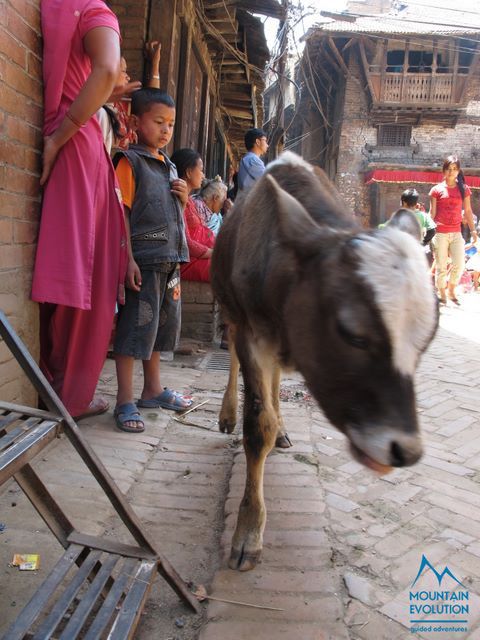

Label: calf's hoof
[228,545,261,571]
[219,417,236,434]
[275,432,293,448]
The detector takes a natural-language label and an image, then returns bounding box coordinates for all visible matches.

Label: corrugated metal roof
[311,16,480,37]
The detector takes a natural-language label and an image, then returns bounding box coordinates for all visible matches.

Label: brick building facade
[293,0,480,225]
[0,0,276,404]
[1,1,43,405]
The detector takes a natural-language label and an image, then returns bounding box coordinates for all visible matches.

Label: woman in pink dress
[31,0,127,418]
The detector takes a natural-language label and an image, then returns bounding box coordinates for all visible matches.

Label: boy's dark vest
[114,145,189,267]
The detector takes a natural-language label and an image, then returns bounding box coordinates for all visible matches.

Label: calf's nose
[348,427,423,469]
[389,435,423,467]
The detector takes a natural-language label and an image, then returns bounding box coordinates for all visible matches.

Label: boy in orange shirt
[113,88,191,432]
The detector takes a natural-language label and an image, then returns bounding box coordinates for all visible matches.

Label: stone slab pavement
[201,294,480,640]
[1,293,480,639]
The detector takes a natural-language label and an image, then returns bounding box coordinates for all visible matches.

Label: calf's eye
[336,321,369,350]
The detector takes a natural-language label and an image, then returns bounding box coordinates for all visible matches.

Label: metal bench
[0,311,199,639]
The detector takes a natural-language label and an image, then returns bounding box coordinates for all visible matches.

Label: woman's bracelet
[65,110,86,128]
[151,74,160,79]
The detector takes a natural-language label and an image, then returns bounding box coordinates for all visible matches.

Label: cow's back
[211,153,358,348]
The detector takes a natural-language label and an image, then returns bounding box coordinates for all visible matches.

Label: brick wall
[335,58,373,226]
[107,0,149,82]
[0,0,43,405]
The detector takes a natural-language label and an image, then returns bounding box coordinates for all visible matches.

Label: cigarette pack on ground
[12,554,40,570]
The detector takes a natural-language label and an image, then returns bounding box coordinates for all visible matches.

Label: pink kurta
[32,0,127,415]
[32,0,126,309]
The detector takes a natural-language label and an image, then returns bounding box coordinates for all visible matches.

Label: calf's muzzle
[347,426,423,474]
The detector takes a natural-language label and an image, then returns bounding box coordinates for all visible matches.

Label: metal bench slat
[0,412,23,432]
[58,553,120,639]
[81,557,139,640]
[106,560,157,640]
[0,421,59,485]
[32,549,102,640]
[0,426,29,452]
[0,417,43,452]
[0,401,61,422]
[2,544,84,640]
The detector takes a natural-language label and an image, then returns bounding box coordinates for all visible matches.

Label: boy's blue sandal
[136,388,192,412]
[114,402,145,433]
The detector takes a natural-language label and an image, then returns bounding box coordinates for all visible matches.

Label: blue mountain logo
[412,554,466,588]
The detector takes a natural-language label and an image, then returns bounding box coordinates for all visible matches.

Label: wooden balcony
[369,72,467,108]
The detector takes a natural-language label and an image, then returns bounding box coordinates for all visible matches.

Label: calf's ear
[385,208,422,241]
[264,174,328,259]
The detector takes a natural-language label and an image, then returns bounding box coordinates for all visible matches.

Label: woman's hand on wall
[40,135,62,186]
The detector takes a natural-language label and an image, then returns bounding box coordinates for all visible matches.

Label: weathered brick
[6,6,41,50]
[0,27,27,67]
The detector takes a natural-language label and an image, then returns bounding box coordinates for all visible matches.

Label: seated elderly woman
[171,148,227,282]
[193,176,227,236]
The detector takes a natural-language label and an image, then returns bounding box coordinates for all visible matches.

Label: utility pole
[268,0,289,161]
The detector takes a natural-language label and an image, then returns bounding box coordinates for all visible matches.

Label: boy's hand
[171,178,189,207]
[145,41,161,66]
[126,257,142,291]
[107,80,142,103]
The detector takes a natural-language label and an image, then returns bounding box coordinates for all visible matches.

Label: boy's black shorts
[114,263,181,360]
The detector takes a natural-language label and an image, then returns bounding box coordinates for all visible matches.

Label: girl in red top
[429,155,477,305]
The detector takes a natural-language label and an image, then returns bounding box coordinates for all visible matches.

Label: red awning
[365,169,480,189]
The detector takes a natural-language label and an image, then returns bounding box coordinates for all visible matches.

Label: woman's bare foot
[438,288,447,304]
[448,285,460,305]
[74,396,110,421]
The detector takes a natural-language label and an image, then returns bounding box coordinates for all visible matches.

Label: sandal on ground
[136,388,193,412]
[275,432,293,449]
[114,402,145,433]
[74,396,110,421]
[448,293,461,306]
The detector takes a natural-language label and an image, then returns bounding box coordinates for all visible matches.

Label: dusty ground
[1,293,480,639]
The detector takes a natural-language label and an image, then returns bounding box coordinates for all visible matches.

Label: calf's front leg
[219,324,239,434]
[229,340,277,571]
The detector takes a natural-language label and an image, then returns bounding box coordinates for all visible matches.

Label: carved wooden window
[377,125,412,147]
[458,38,474,74]
[408,50,433,73]
[386,50,405,72]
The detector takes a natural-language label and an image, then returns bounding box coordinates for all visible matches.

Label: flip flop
[74,397,110,421]
[136,388,193,412]
[114,402,145,433]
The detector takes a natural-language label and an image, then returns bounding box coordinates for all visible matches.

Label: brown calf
[211,152,438,571]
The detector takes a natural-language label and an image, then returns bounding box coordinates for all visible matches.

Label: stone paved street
[2,294,480,639]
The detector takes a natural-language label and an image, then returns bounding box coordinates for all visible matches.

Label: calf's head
[268,175,439,474]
